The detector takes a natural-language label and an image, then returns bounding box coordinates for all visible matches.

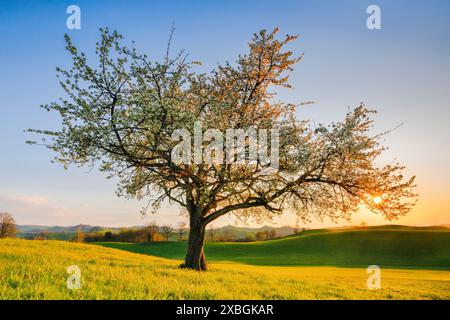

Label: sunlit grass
[1,239,449,300]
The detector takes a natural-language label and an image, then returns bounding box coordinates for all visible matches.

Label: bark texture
[183,215,207,271]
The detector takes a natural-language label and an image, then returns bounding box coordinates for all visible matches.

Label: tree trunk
[183,215,207,271]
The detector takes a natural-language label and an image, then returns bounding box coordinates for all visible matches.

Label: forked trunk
[183,216,207,271]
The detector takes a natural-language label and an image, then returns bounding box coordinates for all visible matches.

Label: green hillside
[97,226,450,269]
[1,238,449,299]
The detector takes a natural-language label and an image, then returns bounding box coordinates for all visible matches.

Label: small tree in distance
[268,229,276,240]
[207,224,216,242]
[73,226,84,242]
[177,221,187,241]
[161,225,173,242]
[145,221,158,242]
[104,231,113,240]
[0,213,17,239]
[29,27,417,270]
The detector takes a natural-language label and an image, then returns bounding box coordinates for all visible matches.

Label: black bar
[1,300,448,318]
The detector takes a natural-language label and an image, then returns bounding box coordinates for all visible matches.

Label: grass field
[97,226,450,269]
[1,226,450,300]
[0,238,449,299]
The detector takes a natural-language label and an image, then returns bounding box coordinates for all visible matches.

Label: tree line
[79,222,281,243]
[80,222,178,243]
[0,212,286,244]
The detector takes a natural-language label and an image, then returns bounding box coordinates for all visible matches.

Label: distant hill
[98,225,450,269]
[18,224,101,234]
[16,224,123,240]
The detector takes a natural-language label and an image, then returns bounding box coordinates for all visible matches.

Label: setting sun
[373,196,383,205]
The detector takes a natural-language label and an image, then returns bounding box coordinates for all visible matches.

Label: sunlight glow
[372,196,383,205]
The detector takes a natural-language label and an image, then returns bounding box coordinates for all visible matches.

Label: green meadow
[1,226,449,300]
[97,226,450,269]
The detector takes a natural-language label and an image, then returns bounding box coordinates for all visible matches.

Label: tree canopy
[29,28,416,270]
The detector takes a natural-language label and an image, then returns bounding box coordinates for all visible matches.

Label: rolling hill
[97,226,450,269]
[16,224,120,240]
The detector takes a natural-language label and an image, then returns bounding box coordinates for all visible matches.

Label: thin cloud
[0,193,74,225]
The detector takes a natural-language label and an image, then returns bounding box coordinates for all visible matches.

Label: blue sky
[0,0,449,227]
